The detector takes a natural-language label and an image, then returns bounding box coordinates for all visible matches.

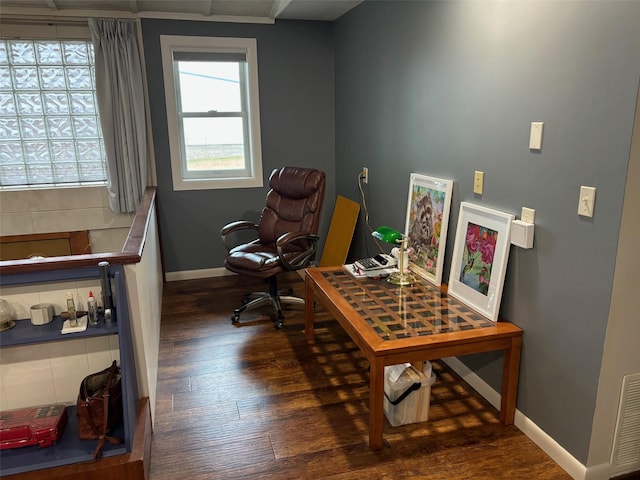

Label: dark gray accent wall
[141,19,335,273]
[334,1,639,463]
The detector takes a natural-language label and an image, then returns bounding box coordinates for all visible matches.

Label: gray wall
[334,1,639,464]
[141,19,335,273]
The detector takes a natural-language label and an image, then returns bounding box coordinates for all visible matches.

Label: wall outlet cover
[521,207,535,224]
[473,171,484,194]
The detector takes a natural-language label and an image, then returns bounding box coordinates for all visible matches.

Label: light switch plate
[529,122,544,150]
[578,186,596,217]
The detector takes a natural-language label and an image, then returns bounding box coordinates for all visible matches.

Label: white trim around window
[160,35,263,191]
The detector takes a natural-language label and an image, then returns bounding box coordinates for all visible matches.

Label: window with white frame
[0,39,107,188]
[160,35,263,190]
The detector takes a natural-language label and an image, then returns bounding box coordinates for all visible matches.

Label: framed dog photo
[404,173,454,286]
[448,202,514,322]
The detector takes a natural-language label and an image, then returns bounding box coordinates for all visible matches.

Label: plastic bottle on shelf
[87,291,98,326]
[66,292,77,327]
[98,261,114,324]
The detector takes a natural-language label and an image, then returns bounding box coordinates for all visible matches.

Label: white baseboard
[165,267,234,282]
[583,463,611,480]
[443,356,594,480]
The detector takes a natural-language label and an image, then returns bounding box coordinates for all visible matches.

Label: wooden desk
[304,267,523,450]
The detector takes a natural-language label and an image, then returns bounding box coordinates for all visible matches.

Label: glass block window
[0,39,107,188]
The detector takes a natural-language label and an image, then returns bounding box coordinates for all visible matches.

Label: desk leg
[500,336,522,425]
[304,275,315,340]
[368,360,385,450]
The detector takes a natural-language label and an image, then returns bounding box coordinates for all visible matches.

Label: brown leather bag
[76,360,123,459]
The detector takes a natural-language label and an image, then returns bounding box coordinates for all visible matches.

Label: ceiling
[0,0,363,22]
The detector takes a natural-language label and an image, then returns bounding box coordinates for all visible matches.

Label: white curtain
[89,18,147,214]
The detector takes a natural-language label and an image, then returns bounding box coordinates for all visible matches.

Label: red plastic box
[0,404,68,449]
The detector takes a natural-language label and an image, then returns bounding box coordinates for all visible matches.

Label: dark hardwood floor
[149,272,571,479]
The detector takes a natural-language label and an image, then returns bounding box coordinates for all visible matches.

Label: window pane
[0,93,16,114]
[40,67,66,89]
[43,92,69,114]
[0,67,11,89]
[51,140,76,162]
[16,93,42,114]
[62,42,89,64]
[36,42,63,64]
[13,67,39,89]
[73,116,99,137]
[24,141,49,162]
[52,162,79,182]
[66,67,91,89]
[1,164,27,185]
[20,118,47,139]
[9,41,36,64]
[78,161,105,182]
[69,92,95,113]
[178,61,241,113]
[47,116,73,138]
[0,118,20,139]
[77,140,102,160]
[0,142,23,164]
[183,117,244,172]
[27,163,54,184]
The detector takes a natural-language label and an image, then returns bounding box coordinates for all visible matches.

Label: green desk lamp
[372,226,416,286]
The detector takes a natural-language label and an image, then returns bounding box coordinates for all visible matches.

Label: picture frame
[404,173,454,286]
[448,202,514,322]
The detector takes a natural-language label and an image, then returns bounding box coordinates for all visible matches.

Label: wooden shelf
[0,265,139,478]
[0,317,118,347]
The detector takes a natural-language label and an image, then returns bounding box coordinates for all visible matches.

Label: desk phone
[355,254,397,271]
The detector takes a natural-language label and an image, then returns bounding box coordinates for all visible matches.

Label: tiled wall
[0,186,133,253]
[1,336,120,409]
[0,278,120,410]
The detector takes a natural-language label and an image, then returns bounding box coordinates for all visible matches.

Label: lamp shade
[371,225,415,286]
[371,226,403,244]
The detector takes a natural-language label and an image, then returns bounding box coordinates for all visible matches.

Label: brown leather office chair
[220,167,326,329]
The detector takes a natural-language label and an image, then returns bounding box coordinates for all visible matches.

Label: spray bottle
[87,290,98,326]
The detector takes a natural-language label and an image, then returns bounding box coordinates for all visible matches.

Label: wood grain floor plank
[149,272,571,479]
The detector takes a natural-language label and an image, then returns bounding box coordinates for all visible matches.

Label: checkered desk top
[322,270,494,341]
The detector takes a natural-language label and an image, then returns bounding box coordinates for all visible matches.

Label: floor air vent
[610,372,640,476]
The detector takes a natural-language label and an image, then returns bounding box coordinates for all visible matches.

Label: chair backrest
[258,167,326,252]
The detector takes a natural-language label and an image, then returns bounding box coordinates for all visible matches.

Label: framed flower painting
[404,174,454,286]
[448,202,514,322]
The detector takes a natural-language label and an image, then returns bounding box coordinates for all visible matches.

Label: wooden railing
[0,187,157,276]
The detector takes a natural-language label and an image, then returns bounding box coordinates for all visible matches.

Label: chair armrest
[220,221,259,251]
[276,231,320,271]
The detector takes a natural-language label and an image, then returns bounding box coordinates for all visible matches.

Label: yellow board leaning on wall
[318,195,360,267]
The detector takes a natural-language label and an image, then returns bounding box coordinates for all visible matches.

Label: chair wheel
[274,318,284,329]
[231,314,240,324]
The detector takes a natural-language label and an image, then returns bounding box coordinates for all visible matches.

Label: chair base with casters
[220,167,326,329]
[231,275,304,329]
